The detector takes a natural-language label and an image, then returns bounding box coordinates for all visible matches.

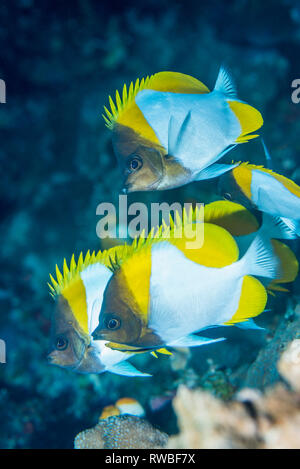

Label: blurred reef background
[0,0,300,449]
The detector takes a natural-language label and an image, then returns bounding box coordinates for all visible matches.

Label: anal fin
[167,335,225,348]
[108,361,151,377]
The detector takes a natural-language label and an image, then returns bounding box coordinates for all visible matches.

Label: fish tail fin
[238,230,281,280]
[280,217,300,237]
[214,66,237,98]
[228,100,263,144]
[259,213,297,240]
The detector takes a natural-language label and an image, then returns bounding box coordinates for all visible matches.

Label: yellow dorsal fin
[231,163,253,199]
[110,206,238,272]
[146,71,210,94]
[225,275,267,325]
[204,200,259,236]
[171,223,239,267]
[48,245,130,297]
[62,276,88,334]
[228,101,263,143]
[103,71,210,144]
[116,247,152,325]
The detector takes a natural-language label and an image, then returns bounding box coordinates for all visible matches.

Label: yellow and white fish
[100,397,145,420]
[92,207,291,351]
[103,67,263,192]
[219,162,300,236]
[48,247,157,377]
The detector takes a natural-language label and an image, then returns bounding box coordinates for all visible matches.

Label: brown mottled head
[48,295,90,370]
[112,124,191,193]
[92,257,164,350]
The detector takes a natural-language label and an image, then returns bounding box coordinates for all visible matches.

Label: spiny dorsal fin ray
[49,249,111,297]
[103,71,210,129]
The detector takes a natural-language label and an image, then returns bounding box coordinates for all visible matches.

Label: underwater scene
[0,0,300,451]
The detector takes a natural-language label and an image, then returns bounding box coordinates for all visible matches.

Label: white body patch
[135,90,241,172]
[251,170,300,220]
[92,339,130,368]
[80,263,112,334]
[148,242,243,343]
[80,264,130,369]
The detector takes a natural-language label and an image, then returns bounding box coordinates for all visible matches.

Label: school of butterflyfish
[48,68,300,377]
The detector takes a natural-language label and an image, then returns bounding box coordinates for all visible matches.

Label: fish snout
[92,326,107,340]
[47,350,58,364]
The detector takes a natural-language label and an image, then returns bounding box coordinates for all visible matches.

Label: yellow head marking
[231,163,253,200]
[48,247,131,332]
[62,276,88,334]
[115,246,152,325]
[233,162,300,201]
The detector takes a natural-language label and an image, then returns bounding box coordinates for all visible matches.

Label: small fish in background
[219,162,300,236]
[100,397,145,419]
[92,205,293,351]
[103,67,263,192]
[47,247,156,377]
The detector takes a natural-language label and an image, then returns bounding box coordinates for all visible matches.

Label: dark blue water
[0,0,299,449]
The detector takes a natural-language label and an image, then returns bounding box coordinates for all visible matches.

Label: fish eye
[223,192,232,201]
[55,336,68,351]
[128,156,143,172]
[105,316,121,330]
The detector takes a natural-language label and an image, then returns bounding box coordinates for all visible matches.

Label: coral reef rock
[278,339,300,392]
[244,304,300,390]
[74,415,168,449]
[168,341,300,450]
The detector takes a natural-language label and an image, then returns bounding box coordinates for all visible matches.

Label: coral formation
[168,337,300,449]
[74,415,168,449]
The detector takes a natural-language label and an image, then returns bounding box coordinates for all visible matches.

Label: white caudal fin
[167,335,225,348]
[280,217,300,237]
[238,231,281,279]
[214,66,237,98]
[259,213,298,240]
[108,361,151,377]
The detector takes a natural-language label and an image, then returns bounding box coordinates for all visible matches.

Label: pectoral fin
[194,162,239,181]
